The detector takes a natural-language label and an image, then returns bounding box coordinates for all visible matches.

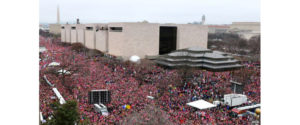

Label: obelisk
[57,5,60,24]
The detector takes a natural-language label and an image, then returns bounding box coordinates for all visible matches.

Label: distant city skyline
[39,0,260,25]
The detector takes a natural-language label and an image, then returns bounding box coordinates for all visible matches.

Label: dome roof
[129,55,141,63]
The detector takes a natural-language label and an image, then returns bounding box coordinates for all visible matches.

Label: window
[109,27,122,32]
[86,27,93,30]
[96,27,108,32]
[71,27,76,30]
[61,26,65,29]
[101,27,108,30]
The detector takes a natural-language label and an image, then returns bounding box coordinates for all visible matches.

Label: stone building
[49,24,61,35]
[65,24,71,43]
[208,25,230,34]
[75,24,86,45]
[61,22,208,59]
[61,25,66,42]
[154,47,243,71]
[228,22,260,40]
[70,24,77,44]
[230,22,260,32]
[84,23,97,49]
[48,5,61,35]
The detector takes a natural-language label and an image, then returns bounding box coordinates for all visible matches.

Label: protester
[39,36,260,124]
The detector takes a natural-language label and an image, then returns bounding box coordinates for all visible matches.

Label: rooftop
[154,47,243,71]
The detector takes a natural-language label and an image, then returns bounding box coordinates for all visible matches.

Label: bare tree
[176,67,196,88]
[52,50,85,94]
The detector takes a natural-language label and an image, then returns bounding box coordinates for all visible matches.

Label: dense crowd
[39,36,260,124]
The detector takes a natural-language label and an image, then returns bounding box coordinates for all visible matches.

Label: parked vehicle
[94,103,109,116]
[224,94,247,107]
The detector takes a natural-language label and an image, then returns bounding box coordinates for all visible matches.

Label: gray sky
[39,0,260,24]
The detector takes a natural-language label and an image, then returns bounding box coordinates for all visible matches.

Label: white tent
[40,112,46,123]
[57,69,71,75]
[43,75,54,87]
[187,100,216,110]
[129,55,141,63]
[147,96,154,100]
[48,62,60,66]
[52,88,66,104]
[39,47,47,53]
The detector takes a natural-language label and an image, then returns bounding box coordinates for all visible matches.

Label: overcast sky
[39,0,260,24]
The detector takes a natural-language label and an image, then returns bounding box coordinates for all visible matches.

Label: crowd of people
[39,36,260,124]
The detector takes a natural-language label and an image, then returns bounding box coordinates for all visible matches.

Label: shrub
[47,100,79,125]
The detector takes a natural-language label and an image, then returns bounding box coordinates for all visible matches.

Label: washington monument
[57,5,60,24]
